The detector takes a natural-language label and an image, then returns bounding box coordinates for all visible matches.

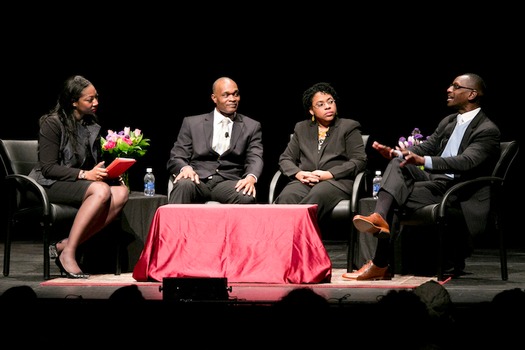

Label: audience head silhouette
[0,285,38,303]
[109,284,146,303]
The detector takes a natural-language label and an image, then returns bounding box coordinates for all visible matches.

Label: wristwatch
[79,170,86,180]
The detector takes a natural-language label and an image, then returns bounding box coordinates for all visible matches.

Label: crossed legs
[56,182,128,275]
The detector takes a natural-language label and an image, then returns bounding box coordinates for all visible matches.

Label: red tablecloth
[132,204,332,283]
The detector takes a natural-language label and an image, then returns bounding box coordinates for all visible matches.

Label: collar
[214,109,234,124]
[457,108,480,125]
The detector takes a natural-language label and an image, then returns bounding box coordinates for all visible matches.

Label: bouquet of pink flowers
[101,127,150,159]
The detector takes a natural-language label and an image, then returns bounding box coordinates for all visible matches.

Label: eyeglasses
[449,83,476,91]
[313,98,336,109]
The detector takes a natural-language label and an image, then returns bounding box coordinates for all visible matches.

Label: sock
[375,190,394,222]
[372,237,390,268]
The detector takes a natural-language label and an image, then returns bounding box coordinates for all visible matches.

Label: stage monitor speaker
[161,277,230,302]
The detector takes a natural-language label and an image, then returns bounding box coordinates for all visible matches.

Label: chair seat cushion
[330,200,351,221]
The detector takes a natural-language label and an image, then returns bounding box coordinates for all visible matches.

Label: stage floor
[3,239,525,348]
[1,240,524,305]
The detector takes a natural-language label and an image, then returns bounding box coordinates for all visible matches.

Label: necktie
[215,118,231,154]
[442,116,469,178]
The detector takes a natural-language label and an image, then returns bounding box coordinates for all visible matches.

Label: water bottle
[144,167,155,196]
[372,170,382,199]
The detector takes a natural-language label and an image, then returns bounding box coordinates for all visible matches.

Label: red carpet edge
[40,269,447,289]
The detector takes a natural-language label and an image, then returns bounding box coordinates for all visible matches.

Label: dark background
[3,6,522,244]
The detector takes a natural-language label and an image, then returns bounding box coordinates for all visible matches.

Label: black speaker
[161,277,231,302]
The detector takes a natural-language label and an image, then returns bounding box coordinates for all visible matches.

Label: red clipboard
[105,157,136,179]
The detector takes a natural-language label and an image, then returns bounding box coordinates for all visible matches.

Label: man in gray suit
[167,77,263,204]
[344,73,501,281]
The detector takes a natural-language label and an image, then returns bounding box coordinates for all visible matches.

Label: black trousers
[168,175,256,204]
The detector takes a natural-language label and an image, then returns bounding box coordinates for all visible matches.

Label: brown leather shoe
[353,213,390,238]
[342,260,373,280]
[356,262,392,281]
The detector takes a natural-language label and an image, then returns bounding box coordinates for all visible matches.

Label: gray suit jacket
[167,111,264,181]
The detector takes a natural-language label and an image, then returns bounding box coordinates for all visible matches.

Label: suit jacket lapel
[227,114,243,154]
[460,110,484,152]
[316,118,338,159]
[204,112,215,152]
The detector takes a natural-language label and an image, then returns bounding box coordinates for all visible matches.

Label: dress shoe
[443,259,466,277]
[55,258,89,279]
[352,262,392,281]
[353,213,390,238]
[342,260,373,280]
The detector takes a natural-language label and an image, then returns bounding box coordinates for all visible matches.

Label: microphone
[225,132,229,138]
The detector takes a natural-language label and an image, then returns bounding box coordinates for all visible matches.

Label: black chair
[0,139,81,279]
[390,140,519,281]
[0,140,120,280]
[1,139,127,279]
[268,135,370,272]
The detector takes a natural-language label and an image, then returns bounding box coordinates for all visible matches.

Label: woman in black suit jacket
[29,75,129,279]
[275,82,367,227]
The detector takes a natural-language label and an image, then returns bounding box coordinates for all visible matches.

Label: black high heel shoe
[55,258,89,279]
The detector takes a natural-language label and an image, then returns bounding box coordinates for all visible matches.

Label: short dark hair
[463,72,486,98]
[302,82,339,114]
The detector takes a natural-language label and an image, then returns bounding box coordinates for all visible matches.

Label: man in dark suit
[167,77,263,204]
[344,73,501,281]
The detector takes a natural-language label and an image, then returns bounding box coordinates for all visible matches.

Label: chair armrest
[167,174,175,199]
[350,171,369,215]
[5,173,52,218]
[437,176,503,219]
[268,170,286,204]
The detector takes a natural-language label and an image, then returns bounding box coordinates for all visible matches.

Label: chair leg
[437,222,445,282]
[499,238,508,281]
[3,222,13,277]
[389,215,401,278]
[347,226,357,272]
[113,221,123,275]
[115,242,121,275]
[496,212,508,281]
[42,224,51,280]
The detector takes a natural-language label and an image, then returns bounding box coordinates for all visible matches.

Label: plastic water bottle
[144,167,155,196]
[372,170,382,199]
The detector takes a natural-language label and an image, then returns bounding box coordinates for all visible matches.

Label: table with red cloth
[132,204,332,284]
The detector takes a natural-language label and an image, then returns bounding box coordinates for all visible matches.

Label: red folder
[105,157,136,179]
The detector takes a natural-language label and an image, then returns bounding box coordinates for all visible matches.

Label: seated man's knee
[173,178,196,191]
[236,194,257,204]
